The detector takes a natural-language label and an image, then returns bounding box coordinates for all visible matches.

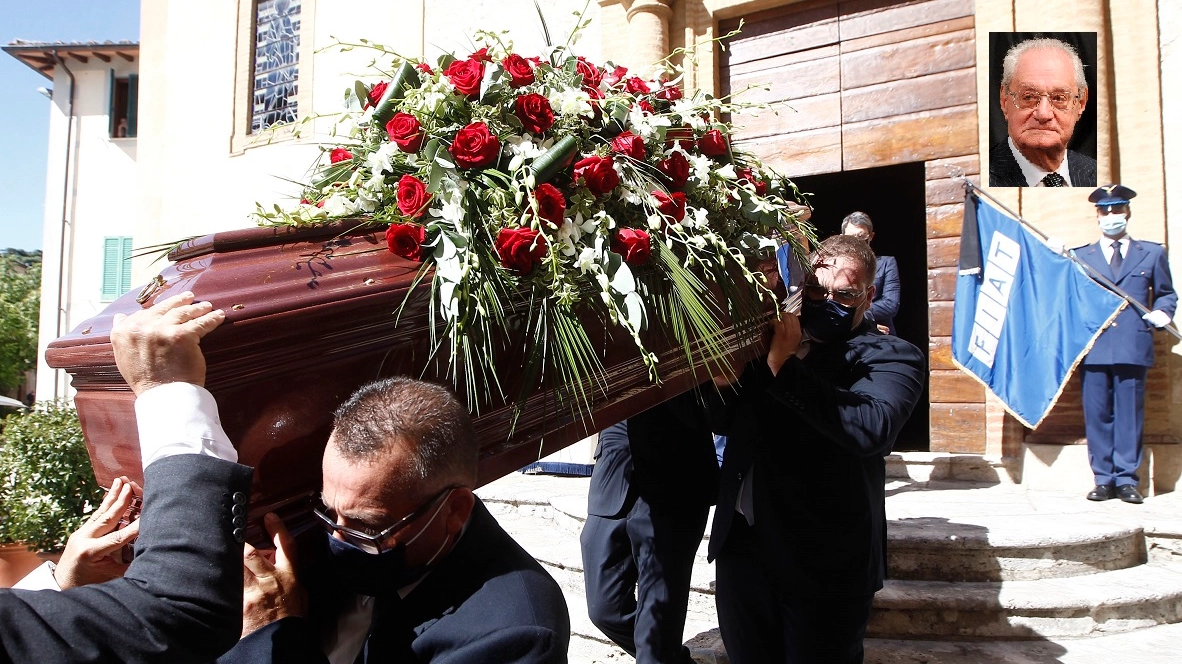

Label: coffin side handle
[135,275,167,305]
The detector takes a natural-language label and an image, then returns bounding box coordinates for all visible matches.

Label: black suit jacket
[220,498,569,663]
[587,387,719,519]
[1076,239,1177,367]
[707,323,925,598]
[868,256,900,335]
[0,455,254,664]
[988,141,1096,187]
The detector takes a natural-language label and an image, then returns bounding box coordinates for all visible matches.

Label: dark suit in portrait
[580,388,719,663]
[0,455,254,664]
[869,256,900,335]
[219,498,569,663]
[707,322,924,664]
[988,141,1097,188]
[1076,239,1176,489]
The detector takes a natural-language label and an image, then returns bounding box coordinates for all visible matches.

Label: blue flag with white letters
[952,193,1124,428]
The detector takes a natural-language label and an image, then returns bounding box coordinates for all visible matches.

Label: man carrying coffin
[218,377,570,663]
[0,292,254,663]
[1074,185,1176,504]
[708,235,925,663]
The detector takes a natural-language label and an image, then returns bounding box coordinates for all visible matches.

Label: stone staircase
[476,473,1182,663]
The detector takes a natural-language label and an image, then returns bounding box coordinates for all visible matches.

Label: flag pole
[961,179,1182,342]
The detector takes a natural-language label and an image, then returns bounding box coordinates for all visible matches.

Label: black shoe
[1116,485,1144,504]
[1087,485,1116,501]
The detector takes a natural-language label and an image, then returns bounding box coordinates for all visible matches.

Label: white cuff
[12,561,61,591]
[134,383,238,470]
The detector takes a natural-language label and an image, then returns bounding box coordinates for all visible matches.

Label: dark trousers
[580,494,708,664]
[1081,364,1148,487]
[715,515,874,664]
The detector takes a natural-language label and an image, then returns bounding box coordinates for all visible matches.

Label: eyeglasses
[803,283,866,307]
[1006,88,1080,111]
[314,484,463,554]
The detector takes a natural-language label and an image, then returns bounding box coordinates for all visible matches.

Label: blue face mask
[800,297,859,343]
[1098,213,1128,237]
[323,496,451,598]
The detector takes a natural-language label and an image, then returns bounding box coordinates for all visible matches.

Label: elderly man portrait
[989,34,1097,187]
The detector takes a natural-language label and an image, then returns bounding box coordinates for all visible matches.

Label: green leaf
[372,61,422,129]
[529,135,579,185]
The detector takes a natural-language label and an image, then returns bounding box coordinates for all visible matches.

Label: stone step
[887,515,1145,581]
[869,563,1182,639]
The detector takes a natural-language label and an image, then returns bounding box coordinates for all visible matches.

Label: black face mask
[800,297,859,343]
[322,498,451,598]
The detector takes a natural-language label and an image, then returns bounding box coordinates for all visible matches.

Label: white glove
[1043,236,1067,256]
[1143,310,1172,328]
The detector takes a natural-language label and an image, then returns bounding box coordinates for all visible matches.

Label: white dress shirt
[1008,138,1072,187]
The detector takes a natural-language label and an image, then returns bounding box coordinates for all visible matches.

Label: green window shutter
[127,74,138,138]
[101,237,133,300]
[120,237,133,293]
[108,69,117,137]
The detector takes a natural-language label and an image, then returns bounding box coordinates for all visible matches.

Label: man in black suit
[218,377,570,663]
[1074,185,1176,504]
[840,212,900,335]
[580,387,719,663]
[708,235,925,664]
[989,37,1096,187]
[0,292,254,663]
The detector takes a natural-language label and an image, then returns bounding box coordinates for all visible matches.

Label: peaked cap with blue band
[1088,184,1137,207]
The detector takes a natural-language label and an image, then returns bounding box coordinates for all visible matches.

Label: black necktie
[1041,173,1067,187]
[1109,241,1123,276]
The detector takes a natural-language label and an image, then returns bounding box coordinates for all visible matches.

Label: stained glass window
[251,0,301,133]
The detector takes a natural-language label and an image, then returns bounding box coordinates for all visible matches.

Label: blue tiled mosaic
[251,0,301,133]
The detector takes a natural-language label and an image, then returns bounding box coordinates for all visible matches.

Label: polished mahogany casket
[46,222,768,540]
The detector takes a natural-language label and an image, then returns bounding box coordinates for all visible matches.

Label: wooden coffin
[46,222,771,539]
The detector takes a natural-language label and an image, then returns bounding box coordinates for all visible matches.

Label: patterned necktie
[1109,241,1123,276]
[1041,172,1067,187]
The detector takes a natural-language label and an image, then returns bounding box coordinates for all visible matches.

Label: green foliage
[0,401,102,551]
[0,249,42,393]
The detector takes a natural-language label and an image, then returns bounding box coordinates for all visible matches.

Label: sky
[0,0,140,252]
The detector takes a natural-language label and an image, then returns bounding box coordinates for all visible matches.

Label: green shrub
[0,401,103,551]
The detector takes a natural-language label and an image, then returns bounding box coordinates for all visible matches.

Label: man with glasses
[1074,185,1176,504]
[989,37,1096,187]
[840,212,900,335]
[218,377,570,663]
[708,235,925,664]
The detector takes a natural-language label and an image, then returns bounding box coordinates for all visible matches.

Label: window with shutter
[101,237,133,301]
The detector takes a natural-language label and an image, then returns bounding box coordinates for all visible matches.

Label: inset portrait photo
[988,32,1098,188]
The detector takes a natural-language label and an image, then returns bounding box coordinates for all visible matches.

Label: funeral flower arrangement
[255,27,813,409]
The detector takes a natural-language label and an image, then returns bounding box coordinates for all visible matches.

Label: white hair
[1001,38,1087,92]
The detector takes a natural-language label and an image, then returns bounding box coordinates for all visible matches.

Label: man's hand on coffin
[767,311,803,377]
[112,291,226,395]
[241,512,308,638]
[54,476,143,589]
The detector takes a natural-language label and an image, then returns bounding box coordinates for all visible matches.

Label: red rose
[655,84,682,101]
[503,54,535,88]
[329,147,353,164]
[533,183,566,228]
[444,58,484,97]
[415,62,434,75]
[583,85,604,121]
[515,93,556,135]
[385,223,427,261]
[610,131,646,160]
[604,65,629,88]
[612,228,651,265]
[573,155,620,196]
[653,190,686,222]
[495,227,547,275]
[698,129,729,157]
[576,57,603,88]
[396,175,432,217]
[658,151,690,190]
[385,112,425,153]
[636,99,656,115]
[469,47,492,63]
[624,77,651,95]
[449,122,501,169]
[737,167,768,196]
[367,81,388,108]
